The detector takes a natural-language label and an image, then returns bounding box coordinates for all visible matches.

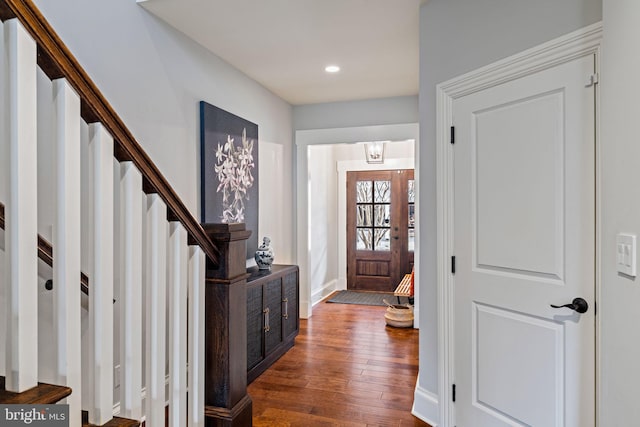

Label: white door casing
[436,23,601,427]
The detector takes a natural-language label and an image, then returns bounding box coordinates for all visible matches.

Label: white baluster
[144,194,167,427]
[87,123,114,425]
[52,78,82,427]
[4,18,38,393]
[188,246,206,427]
[168,222,188,427]
[118,162,143,420]
[0,20,6,206]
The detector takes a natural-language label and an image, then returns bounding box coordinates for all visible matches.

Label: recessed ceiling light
[325,65,340,73]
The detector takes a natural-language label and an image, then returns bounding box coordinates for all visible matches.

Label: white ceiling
[138,0,422,105]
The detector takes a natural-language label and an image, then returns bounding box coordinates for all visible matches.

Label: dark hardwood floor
[248,296,431,426]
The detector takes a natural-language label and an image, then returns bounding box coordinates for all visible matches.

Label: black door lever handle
[550,297,588,314]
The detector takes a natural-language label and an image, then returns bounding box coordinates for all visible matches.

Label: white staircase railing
[87,122,115,426]
[168,223,188,427]
[3,16,39,396]
[144,194,168,427]
[0,10,209,427]
[118,161,143,421]
[187,245,205,427]
[52,77,82,426]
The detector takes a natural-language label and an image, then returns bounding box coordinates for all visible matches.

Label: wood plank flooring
[248,298,431,427]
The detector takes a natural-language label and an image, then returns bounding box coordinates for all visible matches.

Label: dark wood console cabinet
[246,264,299,383]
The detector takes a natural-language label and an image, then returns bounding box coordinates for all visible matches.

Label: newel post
[203,223,252,427]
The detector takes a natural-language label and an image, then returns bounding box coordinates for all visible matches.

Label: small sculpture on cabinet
[255,237,274,270]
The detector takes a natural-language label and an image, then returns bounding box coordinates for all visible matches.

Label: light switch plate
[616,233,636,277]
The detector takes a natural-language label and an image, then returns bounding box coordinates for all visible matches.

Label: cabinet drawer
[264,278,283,353]
[247,284,264,370]
[282,270,299,340]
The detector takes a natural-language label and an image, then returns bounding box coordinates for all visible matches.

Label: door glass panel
[357,228,372,250]
[408,180,415,252]
[408,204,415,227]
[408,180,415,203]
[374,228,390,251]
[374,205,390,226]
[357,205,372,226]
[374,180,391,203]
[356,181,372,203]
[408,228,415,252]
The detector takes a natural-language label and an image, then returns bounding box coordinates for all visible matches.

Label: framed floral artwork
[200,101,259,260]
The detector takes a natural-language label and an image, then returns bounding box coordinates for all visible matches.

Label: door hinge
[451,256,456,274]
[450,126,455,144]
[452,384,456,402]
[586,73,599,87]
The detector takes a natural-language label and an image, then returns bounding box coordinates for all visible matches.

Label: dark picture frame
[200,101,259,260]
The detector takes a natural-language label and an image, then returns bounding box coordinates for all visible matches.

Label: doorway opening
[304,140,415,308]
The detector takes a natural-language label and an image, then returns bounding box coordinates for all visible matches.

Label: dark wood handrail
[0,202,90,295]
[0,0,220,268]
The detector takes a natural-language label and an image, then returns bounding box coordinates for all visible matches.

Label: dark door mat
[325,290,394,306]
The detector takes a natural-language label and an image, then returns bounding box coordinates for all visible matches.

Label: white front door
[453,54,595,426]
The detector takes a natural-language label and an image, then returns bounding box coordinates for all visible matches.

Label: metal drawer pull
[282,298,289,319]
[263,307,270,332]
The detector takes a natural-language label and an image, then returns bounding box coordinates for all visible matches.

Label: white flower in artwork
[213,128,255,223]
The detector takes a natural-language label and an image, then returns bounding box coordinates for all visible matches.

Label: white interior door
[453,54,595,427]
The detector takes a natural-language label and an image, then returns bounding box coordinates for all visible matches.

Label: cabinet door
[282,270,299,340]
[264,278,283,354]
[247,284,264,370]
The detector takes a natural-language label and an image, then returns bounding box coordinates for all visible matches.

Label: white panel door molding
[436,23,601,427]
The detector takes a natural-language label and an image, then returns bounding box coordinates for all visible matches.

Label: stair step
[0,376,72,404]
[82,411,140,427]
[83,417,140,427]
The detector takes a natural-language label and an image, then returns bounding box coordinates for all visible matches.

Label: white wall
[332,140,414,163]
[308,145,338,303]
[417,0,602,424]
[294,96,418,130]
[32,0,295,263]
[599,0,640,424]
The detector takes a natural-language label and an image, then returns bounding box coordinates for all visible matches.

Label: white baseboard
[412,383,440,427]
[300,299,312,319]
[311,279,338,306]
